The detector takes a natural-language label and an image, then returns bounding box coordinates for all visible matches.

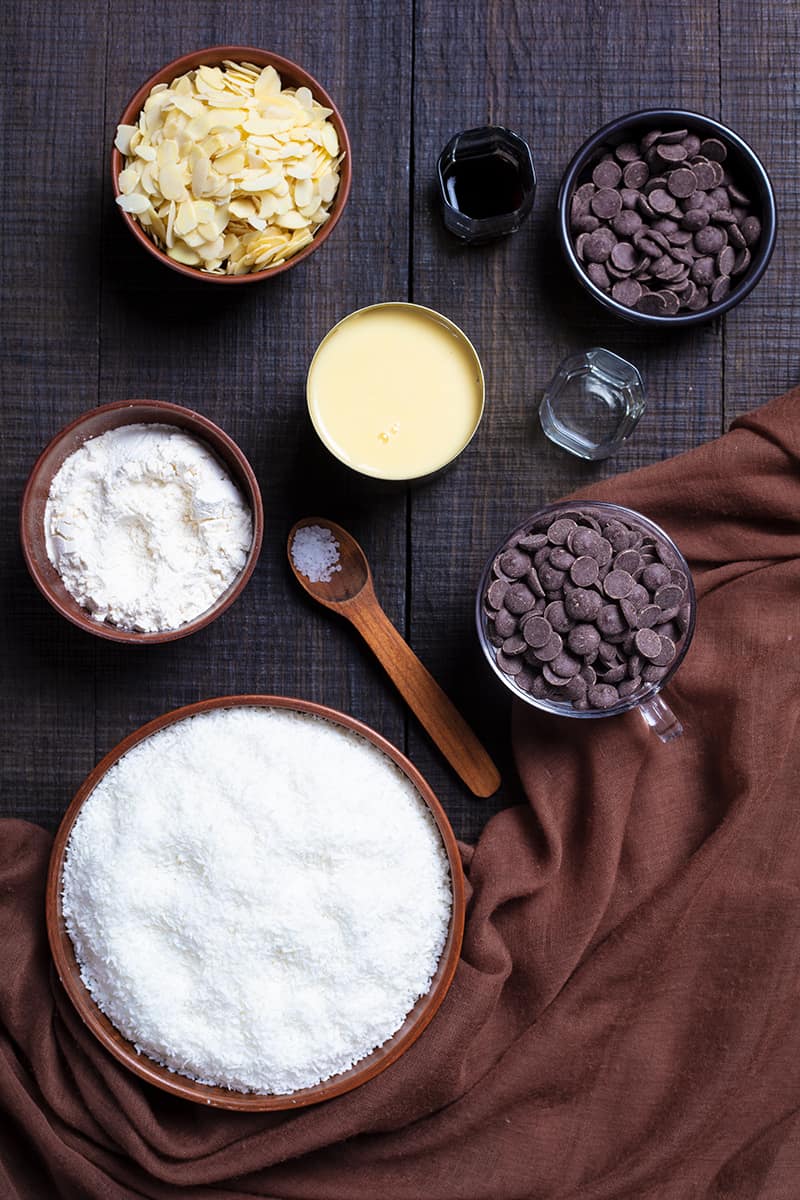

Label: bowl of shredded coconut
[20,399,263,642]
[46,696,464,1110]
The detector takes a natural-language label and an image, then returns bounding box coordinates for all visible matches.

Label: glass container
[475,501,696,743]
[539,348,645,460]
[436,126,536,244]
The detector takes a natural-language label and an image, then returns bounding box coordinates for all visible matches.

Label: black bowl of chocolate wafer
[557,109,776,326]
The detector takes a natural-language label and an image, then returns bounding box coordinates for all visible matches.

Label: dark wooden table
[2,1,795,843]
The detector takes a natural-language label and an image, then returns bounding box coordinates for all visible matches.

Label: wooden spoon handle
[347,599,501,798]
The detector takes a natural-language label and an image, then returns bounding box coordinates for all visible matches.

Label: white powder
[291,524,342,583]
[61,706,452,1095]
[45,423,253,632]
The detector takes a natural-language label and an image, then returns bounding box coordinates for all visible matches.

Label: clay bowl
[20,399,264,643]
[46,694,466,1111]
[111,46,352,283]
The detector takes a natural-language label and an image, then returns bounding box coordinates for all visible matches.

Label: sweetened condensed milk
[307,303,484,480]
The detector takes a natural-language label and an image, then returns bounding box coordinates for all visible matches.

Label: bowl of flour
[47,696,465,1109]
[20,399,263,642]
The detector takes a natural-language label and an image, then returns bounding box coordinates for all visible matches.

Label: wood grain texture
[719,3,798,421]
[288,518,500,797]
[409,0,738,838]
[2,2,106,822]
[1,0,796,842]
[93,4,414,790]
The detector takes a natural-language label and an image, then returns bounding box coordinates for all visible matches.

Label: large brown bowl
[46,695,466,1110]
[20,399,264,643]
[111,47,352,283]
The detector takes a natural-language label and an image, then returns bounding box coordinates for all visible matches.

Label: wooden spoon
[287,518,501,798]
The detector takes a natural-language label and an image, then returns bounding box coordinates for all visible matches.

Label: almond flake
[215,149,246,175]
[318,172,338,203]
[229,196,257,218]
[286,161,314,180]
[207,108,248,128]
[276,210,310,229]
[198,65,226,90]
[168,242,201,265]
[116,192,150,214]
[159,163,187,201]
[174,200,198,236]
[118,166,140,194]
[114,124,138,155]
[294,178,314,208]
[322,125,339,156]
[254,65,281,98]
[157,139,179,167]
[173,95,202,118]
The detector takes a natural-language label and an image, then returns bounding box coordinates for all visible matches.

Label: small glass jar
[539,348,645,460]
[436,126,536,244]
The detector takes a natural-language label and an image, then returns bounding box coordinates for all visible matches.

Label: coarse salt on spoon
[288,518,501,798]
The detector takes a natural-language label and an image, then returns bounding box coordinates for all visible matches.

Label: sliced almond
[117,166,140,194]
[174,200,198,237]
[168,241,202,265]
[157,139,179,167]
[293,177,314,208]
[286,160,314,180]
[275,210,310,229]
[159,162,187,201]
[116,192,150,214]
[254,64,281,98]
[321,125,339,156]
[114,124,138,155]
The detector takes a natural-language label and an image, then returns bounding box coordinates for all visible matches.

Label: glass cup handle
[637,692,683,742]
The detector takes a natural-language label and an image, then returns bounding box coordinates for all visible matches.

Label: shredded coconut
[291,524,342,582]
[45,423,252,632]
[61,706,452,1095]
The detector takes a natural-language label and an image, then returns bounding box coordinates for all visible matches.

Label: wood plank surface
[93,3,413,775]
[409,0,728,838]
[719,3,797,422]
[1,1,796,843]
[2,4,107,821]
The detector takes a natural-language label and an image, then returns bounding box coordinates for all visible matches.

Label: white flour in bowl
[45,423,252,632]
[61,705,452,1095]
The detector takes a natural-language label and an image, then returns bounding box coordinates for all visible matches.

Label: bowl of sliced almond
[111,47,351,282]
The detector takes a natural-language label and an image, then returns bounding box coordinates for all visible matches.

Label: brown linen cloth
[2,392,800,1199]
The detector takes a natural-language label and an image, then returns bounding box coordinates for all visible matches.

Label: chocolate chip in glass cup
[477,501,696,741]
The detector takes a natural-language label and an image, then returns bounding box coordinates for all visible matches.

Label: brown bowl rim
[46,694,466,1110]
[110,46,352,283]
[19,399,264,643]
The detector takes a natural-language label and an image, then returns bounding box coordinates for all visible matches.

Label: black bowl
[557,109,777,327]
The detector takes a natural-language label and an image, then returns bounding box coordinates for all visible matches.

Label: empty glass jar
[539,348,645,460]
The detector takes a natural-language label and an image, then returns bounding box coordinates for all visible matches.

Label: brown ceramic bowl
[46,694,466,1111]
[20,399,264,643]
[111,47,352,283]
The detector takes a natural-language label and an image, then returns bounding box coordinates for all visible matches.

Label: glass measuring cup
[476,501,696,742]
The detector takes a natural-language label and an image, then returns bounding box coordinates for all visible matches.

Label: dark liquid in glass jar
[443,151,525,220]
